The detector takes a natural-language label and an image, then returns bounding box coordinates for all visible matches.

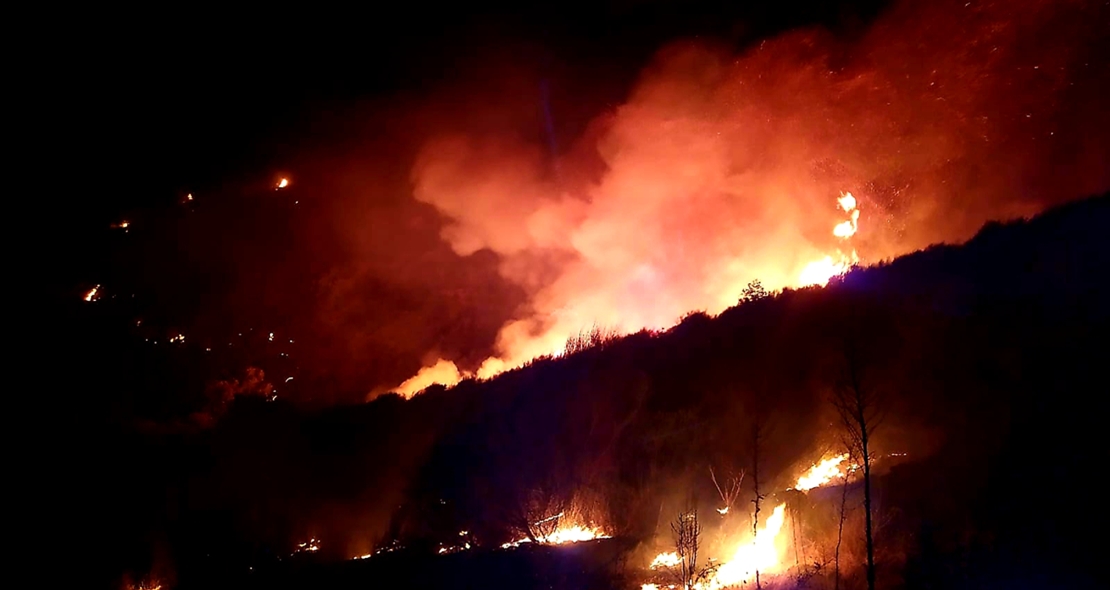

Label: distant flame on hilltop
[799,192,861,288]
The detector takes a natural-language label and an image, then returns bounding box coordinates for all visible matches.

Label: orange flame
[398,190,865,394]
[793,454,849,491]
[798,192,861,287]
[500,512,610,549]
[647,503,789,589]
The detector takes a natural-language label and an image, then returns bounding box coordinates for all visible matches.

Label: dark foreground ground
[179,539,633,590]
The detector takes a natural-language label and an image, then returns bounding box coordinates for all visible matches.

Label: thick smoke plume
[396,0,1108,394]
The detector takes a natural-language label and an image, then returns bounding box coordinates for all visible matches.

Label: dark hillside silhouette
[76,193,1108,589]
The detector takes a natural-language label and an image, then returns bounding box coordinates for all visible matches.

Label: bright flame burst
[648,504,788,589]
[714,504,788,587]
[793,454,850,491]
[276,178,290,189]
[84,285,101,302]
[798,192,861,287]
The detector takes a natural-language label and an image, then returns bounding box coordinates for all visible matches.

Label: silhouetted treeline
[70,194,1108,589]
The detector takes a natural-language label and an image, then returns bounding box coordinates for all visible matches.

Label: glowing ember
[84,285,101,302]
[276,178,290,189]
[112,220,130,231]
[714,503,788,586]
[793,454,849,491]
[169,334,185,344]
[292,538,320,555]
[185,193,194,201]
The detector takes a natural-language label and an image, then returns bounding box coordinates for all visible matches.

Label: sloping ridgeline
[181,194,1107,590]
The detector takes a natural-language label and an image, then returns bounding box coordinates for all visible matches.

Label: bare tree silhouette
[831,341,885,590]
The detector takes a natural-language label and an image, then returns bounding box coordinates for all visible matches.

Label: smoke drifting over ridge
[393,0,1108,394]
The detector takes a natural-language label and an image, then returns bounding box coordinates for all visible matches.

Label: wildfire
[714,503,788,587]
[650,551,682,569]
[292,538,320,556]
[398,191,867,396]
[793,454,850,491]
[500,512,610,549]
[798,192,861,287]
[647,503,789,589]
[84,285,101,302]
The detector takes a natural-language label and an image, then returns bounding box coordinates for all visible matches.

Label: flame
[650,551,682,569]
[793,454,849,491]
[500,512,610,549]
[798,256,850,288]
[84,285,101,302]
[714,503,788,587]
[647,504,789,589]
[798,192,861,287]
[292,538,320,555]
[400,191,865,392]
[397,358,463,397]
[276,178,290,189]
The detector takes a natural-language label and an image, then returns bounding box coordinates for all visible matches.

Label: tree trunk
[752,421,763,590]
[861,427,876,590]
[835,465,849,590]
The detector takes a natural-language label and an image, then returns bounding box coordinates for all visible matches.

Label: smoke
[394,0,1108,394]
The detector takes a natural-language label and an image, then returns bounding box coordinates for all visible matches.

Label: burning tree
[831,342,885,590]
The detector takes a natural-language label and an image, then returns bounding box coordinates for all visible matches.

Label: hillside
[85,193,1109,590]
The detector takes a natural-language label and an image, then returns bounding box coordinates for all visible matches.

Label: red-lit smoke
[395,0,1109,394]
